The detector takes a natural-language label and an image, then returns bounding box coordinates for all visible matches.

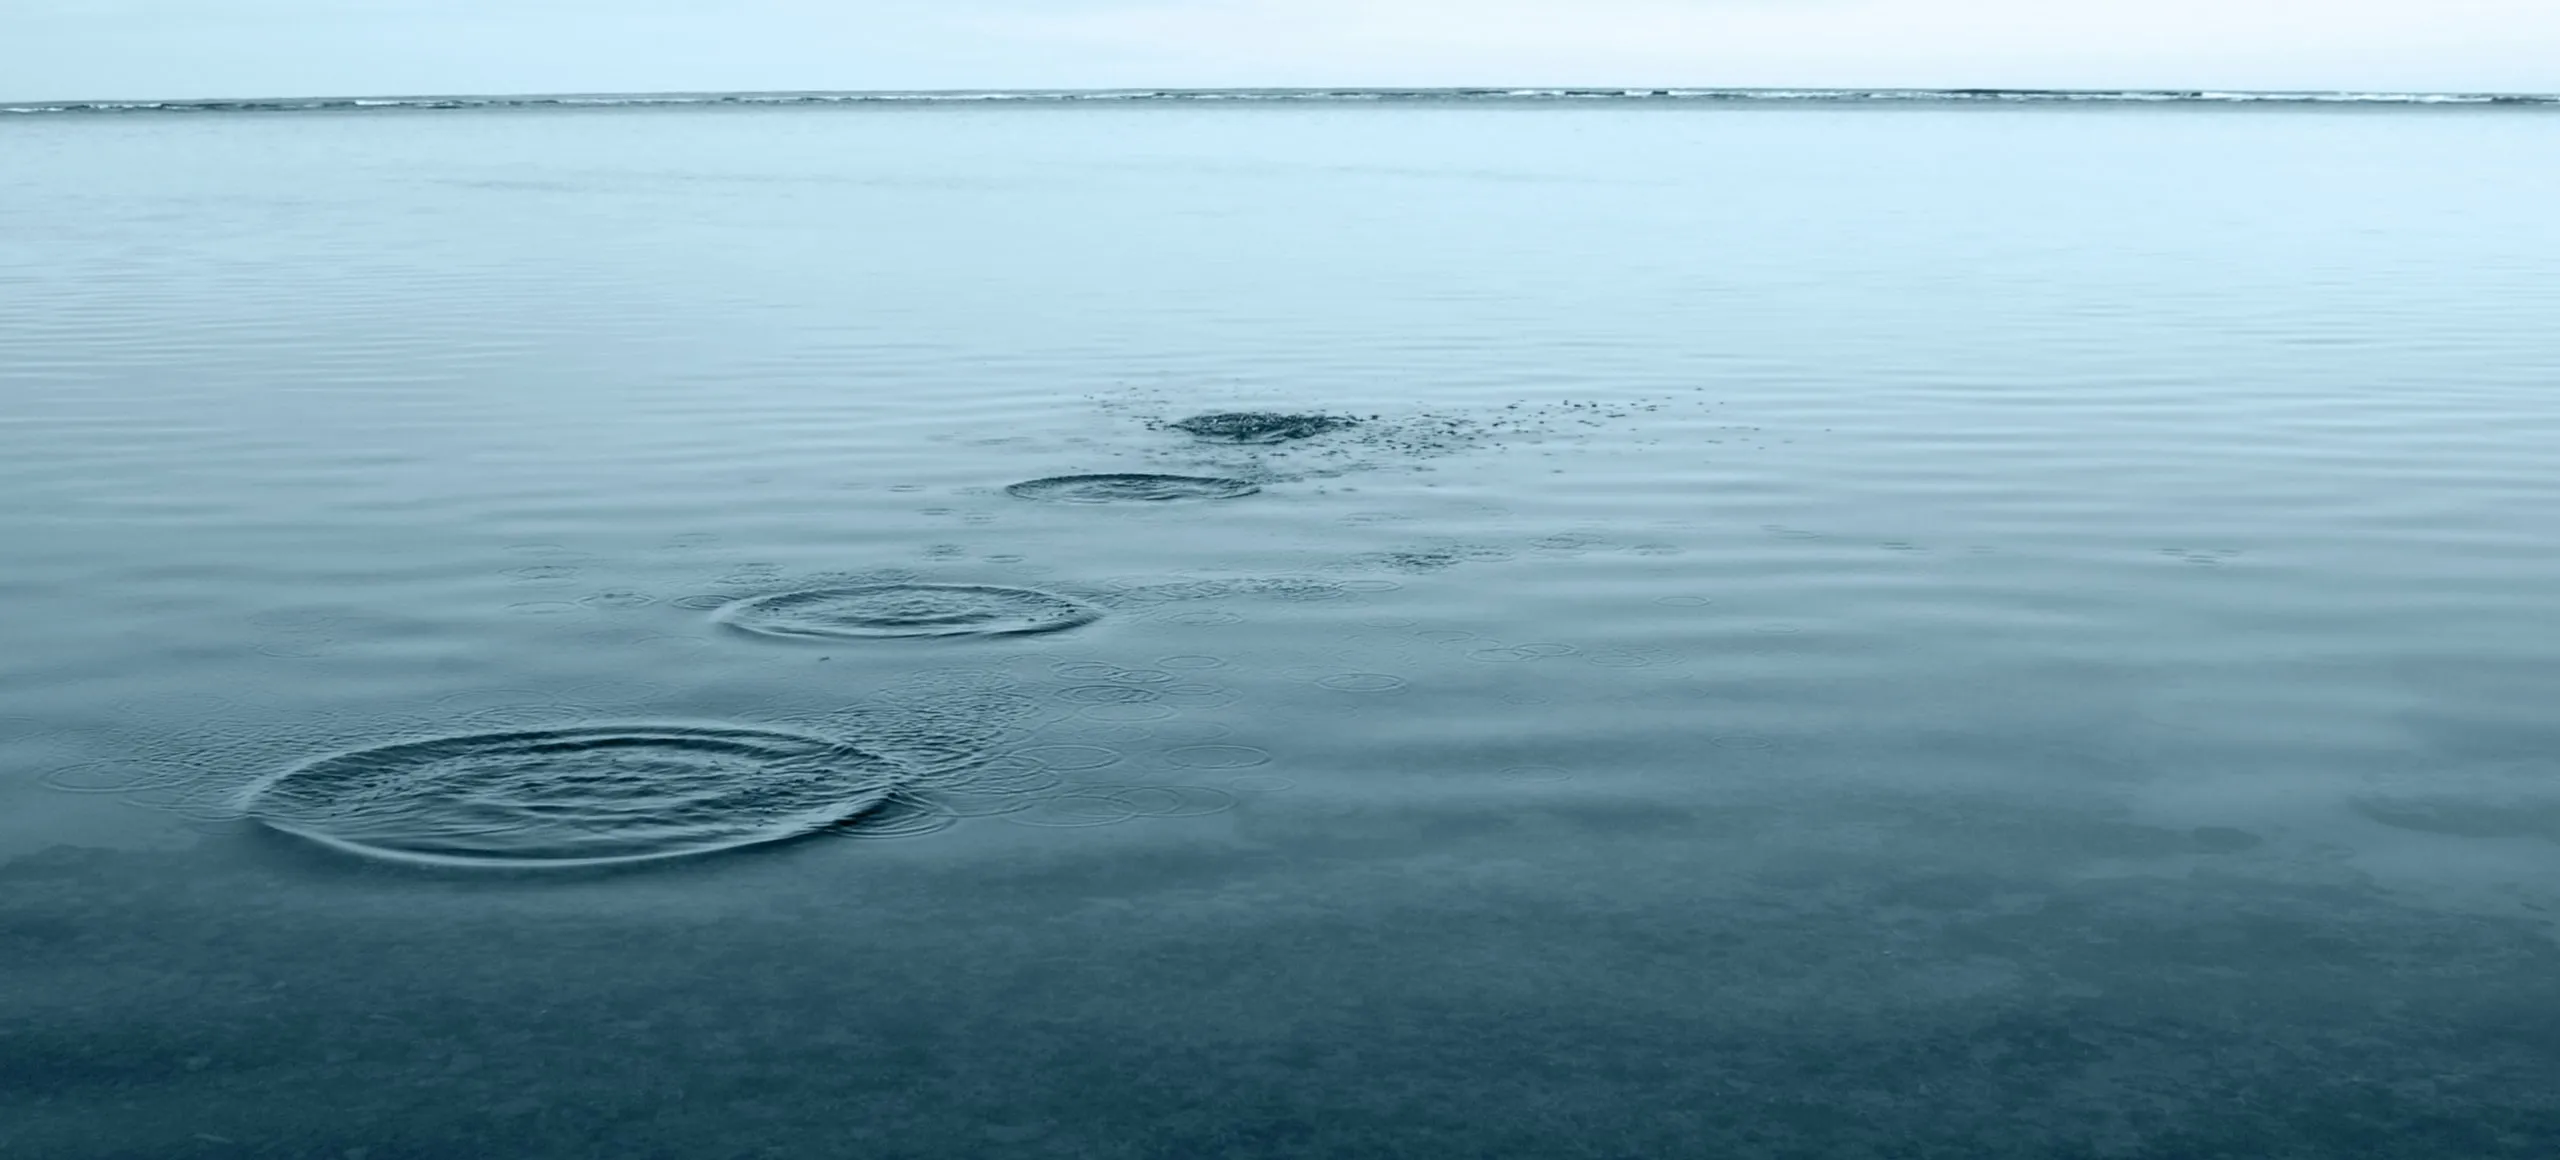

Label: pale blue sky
[6,0,2557,103]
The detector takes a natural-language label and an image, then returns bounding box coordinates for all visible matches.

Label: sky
[6,0,2558,103]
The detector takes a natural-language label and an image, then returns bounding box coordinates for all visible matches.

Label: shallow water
[5,99,2560,1157]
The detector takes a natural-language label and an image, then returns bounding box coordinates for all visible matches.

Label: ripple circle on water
[1004,474,1260,504]
[1006,794,1142,827]
[244,723,903,868]
[1166,744,1273,770]
[1079,702,1178,723]
[1317,673,1409,693]
[1058,683,1162,705]
[1013,744,1125,772]
[1098,784,1240,817]
[716,584,1100,641]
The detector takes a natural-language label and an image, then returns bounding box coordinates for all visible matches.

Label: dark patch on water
[1164,412,1361,444]
[244,723,903,868]
[1005,474,1260,503]
[2355,796,2560,842]
[716,584,1100,641]
[2190,826,2266,854]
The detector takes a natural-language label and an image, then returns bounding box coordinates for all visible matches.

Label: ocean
[5,93,2560,1156]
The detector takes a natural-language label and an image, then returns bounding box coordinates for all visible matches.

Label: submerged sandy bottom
[10,798,2560,1158]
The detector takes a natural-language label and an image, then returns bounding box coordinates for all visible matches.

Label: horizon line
[10,84,2559,113]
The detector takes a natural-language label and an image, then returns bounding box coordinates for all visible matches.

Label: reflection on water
[5,99,2560,1155]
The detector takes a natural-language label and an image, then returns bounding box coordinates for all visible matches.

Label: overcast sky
[7,0,2557,103]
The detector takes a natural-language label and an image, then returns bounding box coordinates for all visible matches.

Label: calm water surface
[6,100,2560,1156]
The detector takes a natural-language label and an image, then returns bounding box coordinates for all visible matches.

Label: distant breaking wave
[7,87,2557,116]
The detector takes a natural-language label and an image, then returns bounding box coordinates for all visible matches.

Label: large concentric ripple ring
[1004,474,1260,504]
[244,724,905,868]
[716,584,1101,640]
